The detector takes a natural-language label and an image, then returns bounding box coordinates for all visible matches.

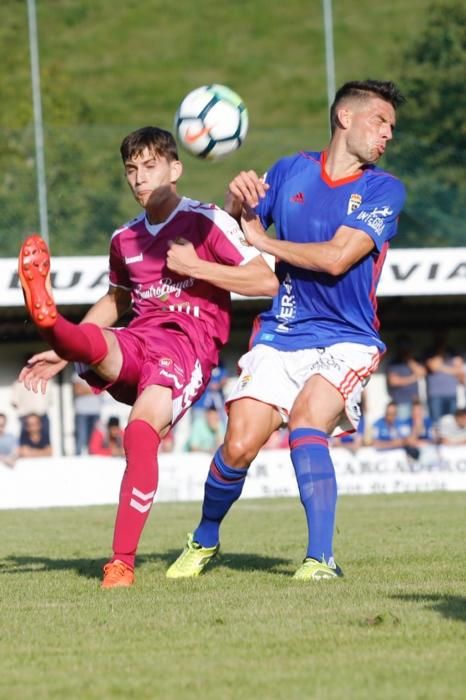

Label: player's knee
[222,433,259,468]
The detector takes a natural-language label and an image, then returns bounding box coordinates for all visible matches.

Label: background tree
[387,0,466,246]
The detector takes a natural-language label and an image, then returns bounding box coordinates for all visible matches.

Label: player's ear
[336,106,352,130]
[170,159,183,183]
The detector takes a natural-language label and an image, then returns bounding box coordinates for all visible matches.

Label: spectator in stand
[370,401,408,450]
[331,415,366,454]
[435,408,466,446]
[72,373,104,455]
[192,362,229,418]
[11,358,53,434]
[185,404,225,453]
[386,334,426,420]
[404,399,433,446]
[18,412,52,458]
[88,416,125,457]
[332,393,368,453]
[424,332,465,424]
[0,413,18,468]
[401,399,434,460]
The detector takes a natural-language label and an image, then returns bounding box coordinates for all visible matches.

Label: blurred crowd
[1,332,465,468]
[331,331,466,458]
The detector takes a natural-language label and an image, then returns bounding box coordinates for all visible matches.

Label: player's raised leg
[166,398,281,578]
[19,234,122,378]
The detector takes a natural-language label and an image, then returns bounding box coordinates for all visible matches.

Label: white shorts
[226,343,381,437]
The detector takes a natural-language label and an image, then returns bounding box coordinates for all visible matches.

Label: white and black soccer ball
[174,84,248,160]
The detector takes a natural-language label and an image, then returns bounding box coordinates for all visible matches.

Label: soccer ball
[174,84,248,160]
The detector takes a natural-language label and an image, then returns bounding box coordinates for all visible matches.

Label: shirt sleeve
[108,232,132,290]
[343,174,406,251]
[203,207,262,266]
[255,157,291,229]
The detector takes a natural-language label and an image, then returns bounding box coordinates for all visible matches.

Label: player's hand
[19,350,68,394]
[240,205,269,250]
[166,238,200,277]
[226,170,269,211]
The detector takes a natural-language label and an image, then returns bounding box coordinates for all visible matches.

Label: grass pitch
[0,492,465,699]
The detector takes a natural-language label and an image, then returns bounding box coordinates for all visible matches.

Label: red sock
[41,315,108,364]
[111,419,161,568]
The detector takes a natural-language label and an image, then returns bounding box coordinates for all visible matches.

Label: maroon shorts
[79,321,215,425]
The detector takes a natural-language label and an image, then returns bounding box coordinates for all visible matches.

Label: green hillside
[0,0,460,254]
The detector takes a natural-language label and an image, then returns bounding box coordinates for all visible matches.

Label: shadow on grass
[0,550,292,581]
[391,593,466,623]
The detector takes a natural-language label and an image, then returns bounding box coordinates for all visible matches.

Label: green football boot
[166,533,219,579]
[293,556,343,581]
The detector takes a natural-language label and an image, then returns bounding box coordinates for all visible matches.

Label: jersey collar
[320,150,365,188]
[144,197,186,236]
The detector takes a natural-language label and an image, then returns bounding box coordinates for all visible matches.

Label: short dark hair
[107,416,121,428]
[330,80,406,134]
[120,126,179,163]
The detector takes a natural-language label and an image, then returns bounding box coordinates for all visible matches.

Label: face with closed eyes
[338,95,396,165]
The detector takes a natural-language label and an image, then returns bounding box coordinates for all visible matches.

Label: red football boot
[18,234,57,328]
[101,560,135,589]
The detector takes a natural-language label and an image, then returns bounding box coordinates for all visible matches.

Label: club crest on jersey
[347,194,362,215]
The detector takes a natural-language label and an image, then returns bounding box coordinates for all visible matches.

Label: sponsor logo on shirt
[276,273,296,332]
[347,193,362,214]
[135,277,194,301]
[124,253,144,264]
[356,206,393,235]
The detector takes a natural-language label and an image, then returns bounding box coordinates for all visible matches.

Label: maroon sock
[41,315,108,364]
[111,419,161,568]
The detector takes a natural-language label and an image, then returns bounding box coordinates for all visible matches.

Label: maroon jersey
[109,197,259,365]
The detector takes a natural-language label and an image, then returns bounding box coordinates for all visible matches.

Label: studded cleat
[18,234,57,328]
[101,560,135,589]
[166,533,219,579]
[293,556,344,581]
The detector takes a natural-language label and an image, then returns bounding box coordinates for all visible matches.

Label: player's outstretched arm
[166,240,278,297]
[241,217,375,276]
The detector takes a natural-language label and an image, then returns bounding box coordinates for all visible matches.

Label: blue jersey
[251,150,406,352]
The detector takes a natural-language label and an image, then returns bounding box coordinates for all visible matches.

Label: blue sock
[289,428,337,562]
[194,448,247,548]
